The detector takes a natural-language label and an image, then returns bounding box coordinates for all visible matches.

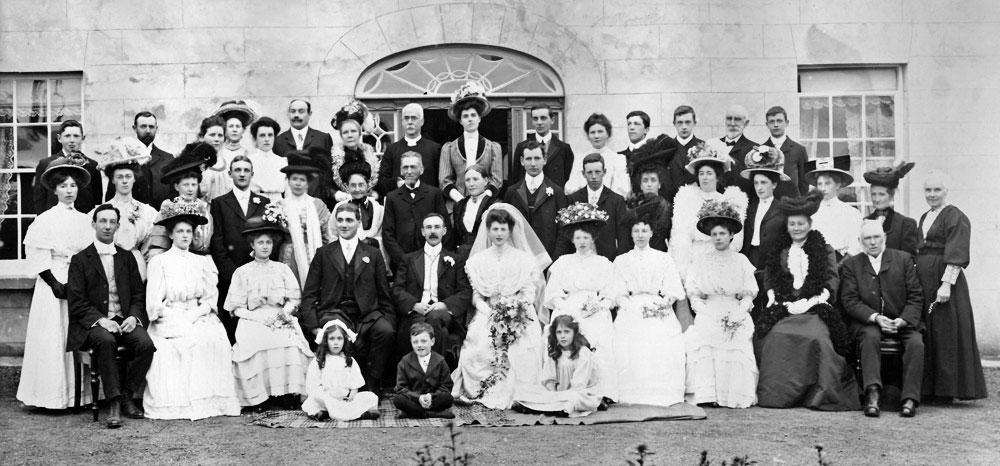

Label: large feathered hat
[332,100,371,131]
[776,190,824,218]
[332,144,380,192]
[95,136,151,177]
[684,139,735,174]
[740,145,791,181]
[154,198,209,227]
[160,142,217,184]
[805,154,854,186]
[626,135,677,190]
[212,100,256,128]
[39,152,91,190]
[696,199,744,235]
[448,81,491,121]
[625,192,671,232]
[863,161,914,190]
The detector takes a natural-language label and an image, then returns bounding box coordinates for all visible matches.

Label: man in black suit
[557,153,631,261]
[840,220,924,418]
[301,203,395,395]
[506,105,575,192]
[33,120,103,214]
[376,103,441,198]
[391,213,471,363]
[383,152,451,272]
[762,106,809,198]
[619,110,653,159]
[504,141,568,257]
[720,105,758,198]
[274,100,336,206]
[210,155,270,343]
[105,111,174,208]
[67,204,155,428]
[665,106,704,201]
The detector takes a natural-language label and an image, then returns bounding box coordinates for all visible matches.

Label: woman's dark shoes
[359,409,381,420]
[106,400,122,429]
[900,399,917,417]
[863,386,881,417]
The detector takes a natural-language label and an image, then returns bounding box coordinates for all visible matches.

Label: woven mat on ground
[248,401,705,428]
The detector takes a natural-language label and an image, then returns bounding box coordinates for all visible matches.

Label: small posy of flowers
[451,81,486,103]
[263,311,298,332]
[556,202,609,227]
[580,294,607,319]
[252,197,261,205]
[124,199,141,225]
[545,187,554,197]
[641,301,673,320]
[443,256,455,267]
[720,313,746,341]
[261,203,288,227]
[473,296,532,399]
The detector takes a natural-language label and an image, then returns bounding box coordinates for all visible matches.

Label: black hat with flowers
[448,81,491,121]
[161,142,217,184]
[776,190,824,218]
[863,161,915,190]
[696,199,744,235]
[154,198,209,227]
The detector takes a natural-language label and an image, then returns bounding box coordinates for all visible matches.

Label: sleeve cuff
[941,264,961,285]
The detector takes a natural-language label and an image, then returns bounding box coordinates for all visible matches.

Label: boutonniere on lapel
[252,197,261,205]
[443,256,455,267]
[545,187,554,197]
[361,256,370,264]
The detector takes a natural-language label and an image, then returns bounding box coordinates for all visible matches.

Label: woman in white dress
[684,200,759,408]
[452,203,551,409]
[146,142,217,258]
[331,117,387,265]
[94,137,158,279]
[248,117,288,202]
[564,113,630,197]
[225,216,312,409]
[610,212,687,407]
[143,204,241,420]
[543,202,618,402]
[806,155,863,261]
[277,152,332,288]
[16,156,95,409]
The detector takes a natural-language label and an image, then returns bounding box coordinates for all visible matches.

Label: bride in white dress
[451,203,551,409]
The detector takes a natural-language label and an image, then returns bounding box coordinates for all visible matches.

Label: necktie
[296,132,304,149]
[726,140,736,146]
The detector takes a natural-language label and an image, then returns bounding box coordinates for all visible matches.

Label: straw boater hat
[740,145,791,181]
[556,202,609,237]
[863,161,915,190]
[805,154,854,186]
[696,199,744,235]
[212,100,256,128]
[39,153,92,191]
[776,190,824,218]
[684,139,735,174]
[154,197,209,227]
[95,136,151,178]
[160,142,217,184]
[280,149,322,176]
[448,81,491,121]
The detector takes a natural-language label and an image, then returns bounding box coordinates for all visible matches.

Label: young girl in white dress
[302,321,380,421]
[513,315,601,418]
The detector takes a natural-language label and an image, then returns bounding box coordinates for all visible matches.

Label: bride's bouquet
[475,296,532,398]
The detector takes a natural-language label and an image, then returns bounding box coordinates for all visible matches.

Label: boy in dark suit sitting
[393,323,455,419]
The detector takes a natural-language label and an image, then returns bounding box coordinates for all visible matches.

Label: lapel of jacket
[515,181,530,211]
[882,208,897,234]
[86,246,109,285]
[222,191,246,220]
[473,195,491,232]
[861,253,878,277]
[761,199,781,222]
[331,243,346,277]
[475,136,486,159]
[544,135,561,163]
[353,246,370,282]
[438,252,451,278]
[535,178,553,207]
[113,249,128,303]
[303,128,316,147]
[280,131,295,150]
[878,251,893,277]
[413,252,426,288]
[247,193,267,218]
[781,138,795,154]
[597,187,612,208]
[410,184,427,205]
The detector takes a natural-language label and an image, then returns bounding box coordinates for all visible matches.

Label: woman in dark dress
[915,170,986,401]
[451,164,494,258]
[753,192,860,411]
[625,143,673,251]
[863,162,921,256]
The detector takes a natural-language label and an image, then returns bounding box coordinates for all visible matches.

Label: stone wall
[1,0,998,353]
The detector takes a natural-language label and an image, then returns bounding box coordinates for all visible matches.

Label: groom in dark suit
[391,213,472,365]
[301,203,395,395]
[210,155,271,343]
[506,105,575,193]
[504,141,568,257]
[67,204,155,428]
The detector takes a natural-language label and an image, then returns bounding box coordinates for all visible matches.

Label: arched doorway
[355,45,566,165]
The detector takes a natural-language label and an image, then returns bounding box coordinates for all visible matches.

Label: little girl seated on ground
[301,321,380,421]
[512,315,602,417]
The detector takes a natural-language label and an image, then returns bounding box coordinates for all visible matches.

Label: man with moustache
[113,111,174,208]
[383,152,451,272]
[377,103,441,198]
[507,105,575,191]
[664,106,704,201]
[719,105,759,198]
[504,141,568,257]
[34,120,103,213]
[274,100,336,207]
[761,106,809,198]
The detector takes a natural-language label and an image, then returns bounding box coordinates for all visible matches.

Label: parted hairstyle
[626,110,650,129]
[92,203,121,222]
[58,119,83,135]
[673,105,697,123]
[485,208,515,229]
[547,315,592,361]
[133,111,156,126]
[334,201,361,221]
[409,322,435,339]
[765,106,788,121]
[198,116,226,138]
[250,116,281,139]
[583,113,612,136]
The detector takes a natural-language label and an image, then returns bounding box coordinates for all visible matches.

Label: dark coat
[507,134,575,191]
[104,143,174,208]
[33,152,103,214]
[741,197,785,269]
[395,351,453,399]
[762,137,809,198]
[300,240,394,334]
[503,177,568,257]
[376,137,442,198]
[451,194,495,255]
[391,248,472,324]
[273,127,333,157]
[383,183,451,271]
[722,134,758,198]
[209,189,271,282]
[839,248,924,329]
[664,136,704,202]
[66,244,148,352]
[556,187,632,261]
[866,208,922,256]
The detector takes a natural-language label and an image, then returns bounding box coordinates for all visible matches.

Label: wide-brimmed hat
[627,135,676,178]
[448,81,491,121]
[212,100,256,128]
[625,192,671,232]
[280,148,322,176]
[160,142,217,184]
[154,198,209,227]
[776,190,823,218]
[805,155,853,186]
[740,145,791,181]
[332,100,369,131]
[332,144,379,192]
[684,140,735,174]
[39,153,92,191]
[95,137,151,177]
[863,161,915,190]
[241,214,288,237]
[696,199,744,235]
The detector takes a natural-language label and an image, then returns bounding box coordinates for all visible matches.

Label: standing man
[507,105,575,191]
[504,141,568,257]
[719,105,758,198]
[274,100,336,206]
[557,153,631,261]
[124,111,174,208]
[390,213,472,364]
[761,106,808,198]
[66,204,155,428]
[34,120,103,213]
[383,152,451,272]
[377,103,441,198]
[210,155,270,343]
[664,106,704,201]
[620,110,653,158]
[840,220,924,418]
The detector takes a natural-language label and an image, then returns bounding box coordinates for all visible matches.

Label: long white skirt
[545,291,619,401]
[231,306,312,406]
[613,293,686,407]
[684,294,758,408]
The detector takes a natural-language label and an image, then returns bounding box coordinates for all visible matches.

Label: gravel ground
[0,365,997,465]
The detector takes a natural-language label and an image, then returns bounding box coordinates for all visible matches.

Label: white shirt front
[421,243,442,304]
[628,136,649,152]
[536,132,552,146]
[587,185,604,205]
[94,241,122,319]
[525,173,543,193]
[463,193,484,232]
[769,135,787,148]
[404,135,422,147]
[921,203,949,239]
[339,235,359,263]
[291,127,308,150]
[868,250,884,275]
[404,180,421,198]
[418,354,431,372]
[463,131,479,172]
[233,186,252,215]
[751,196,773,246]
[788,241,809,290]
[812,197,863,256]
[677,134,694,147]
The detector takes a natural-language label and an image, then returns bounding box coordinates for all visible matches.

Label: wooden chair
[855,336,905,409]
[73,346,132,422]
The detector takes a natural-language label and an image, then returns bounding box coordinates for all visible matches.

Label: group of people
[16,83,986,428]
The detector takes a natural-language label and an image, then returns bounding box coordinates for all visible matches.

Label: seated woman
[331,117,386,265]
[146,142,217,258]
[564,113,630,197]
[143,202,241,420]
[440,82,504,203]
[277,152,333,288]
[16,155,95,409]
[451,165,495,258]
[248,116,288,202]
[225,216,313,410]
[625,145,673,251]
[95,137,158,279]
[684,200,758,408]
[513,315,601,418]
[452,204,551,409]
[754,193,860,411]
[543,202,618,402]
[610,209,686,407]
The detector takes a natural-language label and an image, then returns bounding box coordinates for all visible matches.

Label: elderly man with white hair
[719,105,758,198]
[839,220,924,418]
[376,103,442,198]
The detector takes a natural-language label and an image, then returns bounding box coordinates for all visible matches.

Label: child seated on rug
[393,323,456,419]
[512,315,601,418]
[302,320,380,421]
